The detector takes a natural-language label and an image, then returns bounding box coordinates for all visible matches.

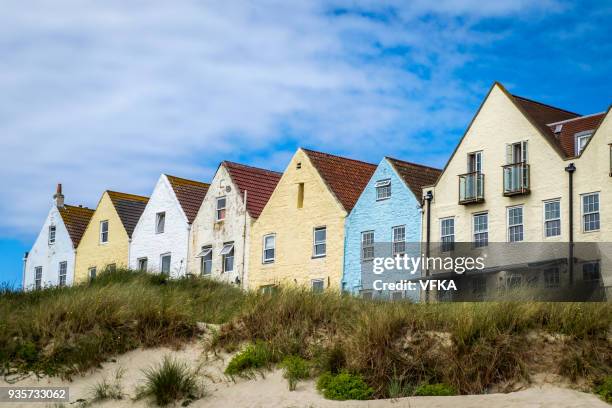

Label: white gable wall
[129,175,190,278]
[23,206,75,290]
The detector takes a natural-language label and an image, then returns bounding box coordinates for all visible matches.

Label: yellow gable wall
[74,192,130,283]
[248,149,347,290]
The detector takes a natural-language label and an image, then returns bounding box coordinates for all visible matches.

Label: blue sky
[0,1,611,286]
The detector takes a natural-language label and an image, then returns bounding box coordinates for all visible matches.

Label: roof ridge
[165,174,210,187]
[385,156,442,172]
[547,112,607,126]
[511,94,581,117]
[63,203,94,212]
[106,190,149,202]
[301,148,377,167]
[223,161,282,175]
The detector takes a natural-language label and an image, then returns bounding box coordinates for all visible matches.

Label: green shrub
[224,341,273,376]
[136,355,201,406]
[280,356,310,390]
[594,376,612,403]
[414,383,457,396]
[316,371,373,400]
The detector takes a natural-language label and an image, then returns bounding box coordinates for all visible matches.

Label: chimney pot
[54,183,65,208]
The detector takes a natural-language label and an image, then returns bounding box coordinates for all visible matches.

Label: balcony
[459,172,485,204]
[503,162,530,196]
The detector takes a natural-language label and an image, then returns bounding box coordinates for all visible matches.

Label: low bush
[414,383,457,396]
[136,355,201,406]
[280,355,310,390]
[224,341,273,377]
[594,376,612,403]
[316,371,373,400]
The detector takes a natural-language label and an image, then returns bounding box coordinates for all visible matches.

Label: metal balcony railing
[503,162,530,196]
[459,172,485,204]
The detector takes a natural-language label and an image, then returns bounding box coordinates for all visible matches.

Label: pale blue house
[342,157,440,301]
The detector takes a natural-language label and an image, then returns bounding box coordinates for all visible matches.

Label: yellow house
[74,191,148,282]
[248,148,376,291]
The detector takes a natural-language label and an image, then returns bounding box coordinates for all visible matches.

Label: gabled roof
[165,175,210,224]
[222,161,282,219]
[302,148,377,212]
[547,113,607,157]
[385,157,442,198]
[58,204,94,247]
[107,191,149,238]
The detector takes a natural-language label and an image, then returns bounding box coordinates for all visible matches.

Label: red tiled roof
[302,148,377,212]
[107,191,149,238]
[58,204,94,247]
[386,157,442,198]
[223,162,282,219]
[166,175,210,224]
[548,113,606,157]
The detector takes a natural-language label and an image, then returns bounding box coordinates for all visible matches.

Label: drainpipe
[240,190,248,289]
[565,163,576,285]
[22,251,29,291]
[185,223,192,277]
[424,190,434,303]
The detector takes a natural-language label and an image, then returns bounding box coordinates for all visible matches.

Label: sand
[0,341,607,408]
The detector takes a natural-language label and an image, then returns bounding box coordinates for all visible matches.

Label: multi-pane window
[473,213,488,248]
[100,220,109,243]
[582,193,600,232]
[471,277,486,296]
[440,218,455,252]
[137,257,148,272]
[583,261,601,283]
[58,261,67,287]
[375,179,391,200]
[160,254,171,275]
[263,234,275,263]
[311,279,324,293]
[198,246,212,275]
[35,266,42,290]
[544,200,561,238]
[88,267,96,281]
[221,242,234,272]
[313,227,326,257]
[48,225,56,245]
[507,206,524,242]
[155,212,165,234]
[544,268,560,288]
[361,231,374,261]
[575,131,592,155]
[216,197,226,221]
[392,225,406,256]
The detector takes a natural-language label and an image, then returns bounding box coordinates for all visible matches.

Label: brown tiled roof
[166,175,210,224]
[386,157,442,198]
[107,191,149,238]
[302,148,377,212]
[58,204,94,247]
[223,162,282,219]
[548,113,606,158]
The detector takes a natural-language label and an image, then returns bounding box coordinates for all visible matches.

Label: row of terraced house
[23,83,612,300]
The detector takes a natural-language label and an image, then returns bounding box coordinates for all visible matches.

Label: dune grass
[136,355,202,406]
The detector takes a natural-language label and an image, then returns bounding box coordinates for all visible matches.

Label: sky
[0,1,611,287]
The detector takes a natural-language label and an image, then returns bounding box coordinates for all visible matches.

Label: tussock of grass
[91,367,125,402]
[136,355,202,406]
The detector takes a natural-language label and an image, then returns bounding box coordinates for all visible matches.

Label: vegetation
[224,341,274,377]
[279,355,311,390]
[316,371,374,400]
[414,383,457,396]
[594,376,612,403]
[136,355,202,406]
[90,367,125,402]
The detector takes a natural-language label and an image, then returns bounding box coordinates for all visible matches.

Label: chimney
[54,183,65,208]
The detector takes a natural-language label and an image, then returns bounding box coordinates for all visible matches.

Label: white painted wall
[129,175,190,278]
[23,206,75,290]
[188,165,251,286]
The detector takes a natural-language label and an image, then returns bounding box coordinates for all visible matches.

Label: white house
[129,174,209,277]
[23,184,94,290]
[188,161,281,287]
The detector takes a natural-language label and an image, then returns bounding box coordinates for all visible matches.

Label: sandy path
[0,341,607,408]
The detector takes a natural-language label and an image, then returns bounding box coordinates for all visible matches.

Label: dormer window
[575,131,593,156]
[375,179,391,200]
[48,225,56,245]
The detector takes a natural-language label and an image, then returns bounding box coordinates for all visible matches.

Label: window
[507,206,524,242]
[609,145,612,176]
[440,218,455,252]
[361,231,374,261]
[506,141,528,164]
[544,268,560,288]
[216,197,226,221]
[100,220,109,243]
[375,179,391,200]
[471,277,486,296]
[220,242,234,272]
[583,261,601,283]
[296,162,302,169]
[392,225,406,256]
[160,254,171,275]
[468,151,482,173]
[507,274,522,289]
[48,225,56,245]
[311,279,324,293]
[391,291,403,301]
[544,200,561,238]
[361,291,373,300]
[473,213,488,248]
[137,257,148,272]
[582,193,600,232]
[198,246,212,275]
[106,263,116,272]
[88,267,97,281]
[35,266,42,290]
[155,212,165,234]
[263,234,275,263]
[313,227,326,257]
[261,285,278,295]
[297,183,304,208]
[575,131,593,155]
[58,261,67,287]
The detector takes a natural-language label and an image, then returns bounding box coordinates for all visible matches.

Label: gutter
[565,163,576,285]
[424,190,434,303]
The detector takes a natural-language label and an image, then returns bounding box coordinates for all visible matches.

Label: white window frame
[575,131,593,156]
[34,266,42,290]
[440,217,455,252]
[88,267,97,281]
[100,220,109,244]
[221,242,234,273]
[375,179,391,200]
[48,225,56,245]
[58,261,67,287]
[472,212,488,248]
[263,234,276,264]
[467,151,483,173]
[361,231,374,261]
[313,227,326,258]
[137,257,148,272]
[155,212,165,234]
[507,206,524,243]
[197,246,213,275]
[216,196,227,221]
[581,192,600,232]
[392,225,406,256]
[311,279,324,293]
[160,253,171,275]
[543,199,561,238]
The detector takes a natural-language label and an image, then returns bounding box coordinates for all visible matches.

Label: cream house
[422,82,610,300]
